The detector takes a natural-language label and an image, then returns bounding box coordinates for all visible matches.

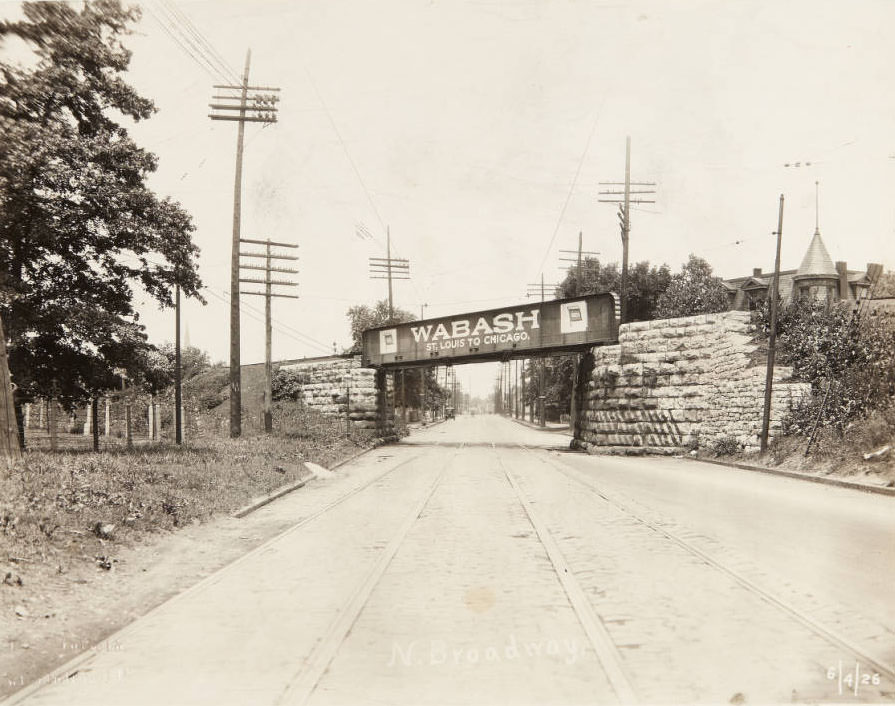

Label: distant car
[445,408,455,419]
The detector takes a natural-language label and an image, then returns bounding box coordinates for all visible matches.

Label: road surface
[5,415,894,705]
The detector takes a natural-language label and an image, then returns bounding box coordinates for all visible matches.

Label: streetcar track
[275,446,461,706]
[495,449,638,704]
[522,444,895,685]
[1,452,423,706]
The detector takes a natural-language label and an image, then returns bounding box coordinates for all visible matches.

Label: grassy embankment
[1,400,378,586]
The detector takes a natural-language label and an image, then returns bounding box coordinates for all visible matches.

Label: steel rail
[528,447,895,685]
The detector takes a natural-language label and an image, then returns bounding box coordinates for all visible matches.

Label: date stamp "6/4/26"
[827,661,882,697]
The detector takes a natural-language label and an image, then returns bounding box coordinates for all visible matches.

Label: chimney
[752,268,762,278]
[835,261,849,300]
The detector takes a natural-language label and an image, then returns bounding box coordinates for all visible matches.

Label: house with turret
[723,225,882,311]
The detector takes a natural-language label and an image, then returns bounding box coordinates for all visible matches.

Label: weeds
[0,406,378,571]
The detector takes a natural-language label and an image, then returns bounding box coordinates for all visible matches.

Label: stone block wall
[575,311,810,454]
[278,356,394,435]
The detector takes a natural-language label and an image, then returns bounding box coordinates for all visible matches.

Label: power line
[535,115,600,278]
[157,0,241,86]
[145,4,230,84]
[205,287,331,355]
[303,67,387,239]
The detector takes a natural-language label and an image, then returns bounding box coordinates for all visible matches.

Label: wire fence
[20,393,378,452]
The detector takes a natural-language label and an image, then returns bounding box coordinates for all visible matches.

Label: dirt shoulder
[694,434,895,492]
[0,428,378,700]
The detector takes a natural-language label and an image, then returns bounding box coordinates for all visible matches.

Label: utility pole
[369,228,410,423]
[239,238,298,433]
[368,228,410,321]
[559,232,598,295]
[209,49,280,438]
[524,275,554,426]
[598,137,656,323]
[760,195,785,453]
[420,303,427,422]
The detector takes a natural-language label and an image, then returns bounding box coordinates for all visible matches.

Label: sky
[3,0,895,398]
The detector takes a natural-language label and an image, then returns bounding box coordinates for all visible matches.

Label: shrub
[752,298,895,434]
[272,368,305,402]
[710,436,740,456]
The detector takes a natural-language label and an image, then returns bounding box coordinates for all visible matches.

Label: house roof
[795,230,838,279]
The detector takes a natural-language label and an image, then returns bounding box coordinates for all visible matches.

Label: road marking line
[499,455,637,704]
[276,458,451,706]
[541,452,895,684]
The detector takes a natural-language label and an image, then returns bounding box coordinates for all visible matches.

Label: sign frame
[361,292,618,368]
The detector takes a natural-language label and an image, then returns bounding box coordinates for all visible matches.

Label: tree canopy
[344,299,415,354]
[654,255,729,319]
[558,258,671,322]
[0,0,202,407]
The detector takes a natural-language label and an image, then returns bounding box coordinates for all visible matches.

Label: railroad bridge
[281,294,806,452]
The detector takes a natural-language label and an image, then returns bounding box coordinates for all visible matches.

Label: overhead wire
[157,0,242,86]
[534,112,601,279]
[146,2,237,87]
[145,4,226,83]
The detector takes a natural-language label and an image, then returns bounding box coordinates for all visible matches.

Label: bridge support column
[375,368,396,440]
[571,351,594,449]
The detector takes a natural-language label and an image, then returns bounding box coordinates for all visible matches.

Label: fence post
[91,397,99,451]
[125,395,132,449]
[83,401,92,437]
[49,399,58,451]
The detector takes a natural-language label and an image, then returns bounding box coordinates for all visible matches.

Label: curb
[231,443,379,519]
[690,456,895,497]
[508,416,571,433]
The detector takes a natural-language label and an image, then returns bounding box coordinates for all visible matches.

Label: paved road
[5,415,894,705]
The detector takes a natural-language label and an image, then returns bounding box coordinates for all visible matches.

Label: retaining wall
[278,356,394,435]
[575,311,810,454]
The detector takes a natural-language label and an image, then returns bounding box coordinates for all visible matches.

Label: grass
[1,404,378,573]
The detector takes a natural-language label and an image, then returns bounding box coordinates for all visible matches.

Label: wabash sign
[362,293,618,367]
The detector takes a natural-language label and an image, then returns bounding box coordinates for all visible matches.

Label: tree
[344,299,415,354]
[559,258,671,322]
[654,255,729,319]
[344,299,447,416]
[0,2,203,414]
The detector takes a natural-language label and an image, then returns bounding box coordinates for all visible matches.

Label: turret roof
[795,230,837,278]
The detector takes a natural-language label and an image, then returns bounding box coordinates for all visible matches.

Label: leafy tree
[344,299,448,415]
[0,1,203,414]
[344,299,415,354]
[654,255,729,319]
[559,258,671,322]
[157,343,212,383]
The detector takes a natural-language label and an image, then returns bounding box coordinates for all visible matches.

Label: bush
[752,298,895,435]
[272,368,306,402]
[710,436,740,456]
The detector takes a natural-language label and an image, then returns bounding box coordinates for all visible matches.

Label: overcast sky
[4,0,895,397]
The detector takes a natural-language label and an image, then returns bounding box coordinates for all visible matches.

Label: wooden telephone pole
[598,137,656,323]
[760,195,785,453]
[209,50,280,437]
[239,238,298,433]
[369,228,411,422]
[559,231,599,294]
[526,276,559,426]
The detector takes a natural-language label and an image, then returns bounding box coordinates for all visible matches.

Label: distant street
[6,415,894,705]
